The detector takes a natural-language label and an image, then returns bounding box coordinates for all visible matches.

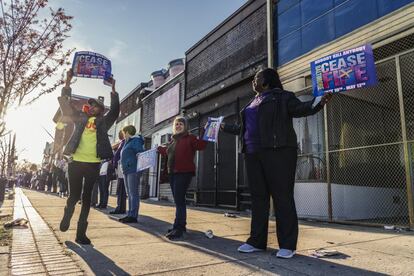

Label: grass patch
[0,214,12,246]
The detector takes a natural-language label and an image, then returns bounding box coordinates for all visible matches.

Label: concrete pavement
[9,188,414,275]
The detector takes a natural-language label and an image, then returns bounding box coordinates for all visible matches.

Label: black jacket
[222,88,323,152]
[58,87,120,160]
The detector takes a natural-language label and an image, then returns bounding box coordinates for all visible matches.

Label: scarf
[166,131,187,174]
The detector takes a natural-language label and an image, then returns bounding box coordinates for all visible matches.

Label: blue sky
[8,0,247,164]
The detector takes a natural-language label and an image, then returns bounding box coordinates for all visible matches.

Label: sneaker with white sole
[276,249,295,259]
[237,243,264,253]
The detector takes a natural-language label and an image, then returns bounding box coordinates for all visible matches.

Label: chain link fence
[294,34,414,227]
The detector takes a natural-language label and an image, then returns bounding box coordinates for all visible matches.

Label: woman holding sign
[158,117,207,240]
[221,68,332,258]
[119,125,145,223]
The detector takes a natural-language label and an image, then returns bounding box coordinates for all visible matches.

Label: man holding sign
[58,68,120,245]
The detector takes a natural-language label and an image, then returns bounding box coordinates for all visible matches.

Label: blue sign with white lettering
[72,51,112,79]
[311,44,377,96]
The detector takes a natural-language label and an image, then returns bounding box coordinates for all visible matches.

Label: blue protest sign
[310,44,377,96]
[137,148,158,172]
[72,51,112,79]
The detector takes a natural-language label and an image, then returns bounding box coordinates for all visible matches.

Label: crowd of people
[14,159,68,197]
[14,67,331,259]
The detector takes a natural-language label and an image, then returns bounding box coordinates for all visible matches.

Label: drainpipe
[267,0,274,68]
[267,0,275,217]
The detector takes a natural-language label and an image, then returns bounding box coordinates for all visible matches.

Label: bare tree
[0,135,8,176]
[0,0,74,135]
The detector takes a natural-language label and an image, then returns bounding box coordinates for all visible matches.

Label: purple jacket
[112,139,125,169]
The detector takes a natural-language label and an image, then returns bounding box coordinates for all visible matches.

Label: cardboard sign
[311,44,377,96]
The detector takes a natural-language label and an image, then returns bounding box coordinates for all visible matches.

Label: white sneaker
[276,249,296,259]
[237,243,263,253]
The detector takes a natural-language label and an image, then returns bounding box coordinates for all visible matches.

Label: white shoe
[237,243,263,253]
[276,249,295,259]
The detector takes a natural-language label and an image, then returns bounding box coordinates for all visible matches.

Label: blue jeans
[170,173,193,231]
[124,172,141,219]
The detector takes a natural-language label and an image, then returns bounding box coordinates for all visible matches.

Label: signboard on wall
[154,83,180,124]
[310,44,377,96]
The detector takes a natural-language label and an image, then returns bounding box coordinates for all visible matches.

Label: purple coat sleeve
[112,139,125,168]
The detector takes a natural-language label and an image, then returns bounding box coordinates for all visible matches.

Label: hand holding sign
[111,78,116,94]
[65,68,73,88]
[320,92,333,106]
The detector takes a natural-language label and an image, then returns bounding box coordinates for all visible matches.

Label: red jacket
[158,133,207,173]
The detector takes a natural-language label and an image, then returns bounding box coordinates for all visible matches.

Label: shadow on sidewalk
[65,241,129,276]
[23,189,389,275]
[102,213,386,275]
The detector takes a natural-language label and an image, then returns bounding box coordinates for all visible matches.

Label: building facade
[180,0,414,228]
[183,0,268,209]
[275,0,414,228]
[140,59,185,201]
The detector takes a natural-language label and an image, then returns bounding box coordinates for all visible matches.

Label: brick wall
[185,0,267,102]
[141,73,185,137]
[118,85,144,123]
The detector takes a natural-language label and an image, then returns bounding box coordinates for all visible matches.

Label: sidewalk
[11,188,414,275]
[0,192,13,276]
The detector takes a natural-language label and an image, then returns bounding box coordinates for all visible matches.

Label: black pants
[52,173,58,193]
[170,173,193,231]
[65,161,100,224]
[98,175,110,207]
[115,178,126,212]
[245,148,298,250]
[91,179,99,206]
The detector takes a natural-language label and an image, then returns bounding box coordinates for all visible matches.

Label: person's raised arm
[103,77,120,128]
[220,122,241,135]
[61,68,73,97]
[191,127,207,151]
[288,92,332,118]
[58,69,78,121]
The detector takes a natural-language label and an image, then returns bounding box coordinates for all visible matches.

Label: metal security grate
[324,56,411,226]
[294,34,414,227]
[327,60,402,151]
[400,51,414,140]
[374,33,414,61]
[329,144,408,225]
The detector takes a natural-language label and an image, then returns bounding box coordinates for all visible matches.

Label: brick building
[109,58,185,199]
[140,58,185,200]
[180,0,414,230]
[183,0,268,209]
